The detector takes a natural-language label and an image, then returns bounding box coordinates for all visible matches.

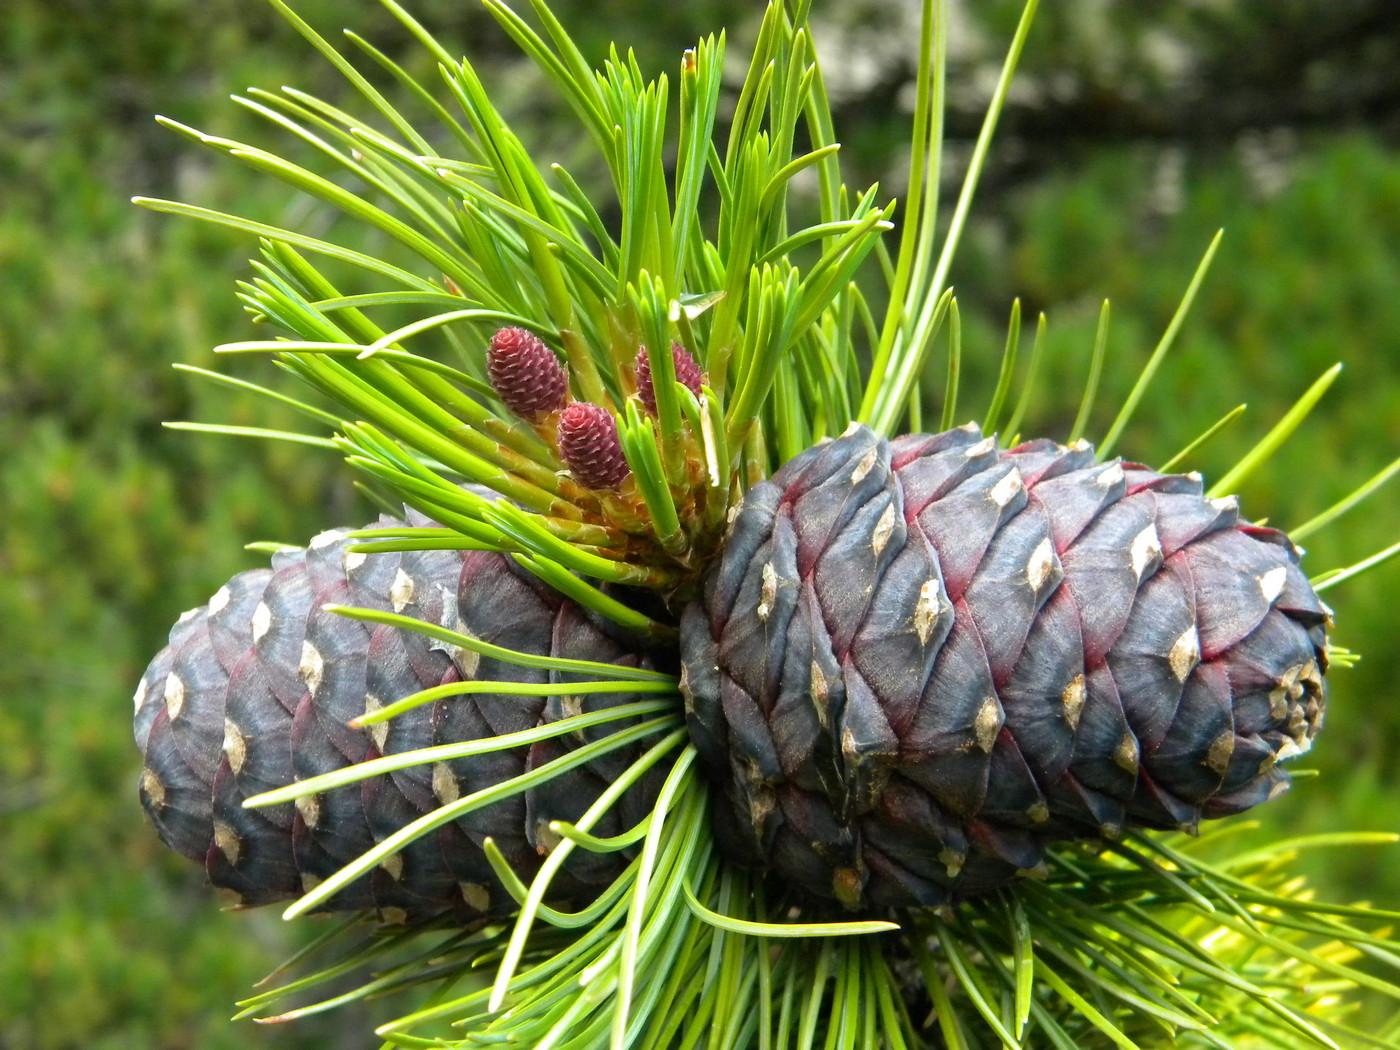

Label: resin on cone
[134,509,663,924]
[679,424,1329,909]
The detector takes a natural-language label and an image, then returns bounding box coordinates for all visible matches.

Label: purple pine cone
[557,402,631,491]
[635,343,704,416]
[487,327,569,421]
[134,512,663,924]
[680,424,1329,909]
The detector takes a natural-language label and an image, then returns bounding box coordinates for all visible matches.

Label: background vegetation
[2,1,1396,1046]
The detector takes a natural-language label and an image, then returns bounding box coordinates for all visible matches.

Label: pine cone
[557,402,631,490]
[487,327,569,421]
[635,343,704,416]
[134,510,664,924]
[679,424,1329,909]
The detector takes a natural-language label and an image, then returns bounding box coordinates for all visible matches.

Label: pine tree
[132,0,1400,1045]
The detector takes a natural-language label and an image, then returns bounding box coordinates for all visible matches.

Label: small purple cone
[487,327,569,421]
[557,403,631,491]
[635,343,703,416]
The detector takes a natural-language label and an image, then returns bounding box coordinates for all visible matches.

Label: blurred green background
[2,1,1397,1047]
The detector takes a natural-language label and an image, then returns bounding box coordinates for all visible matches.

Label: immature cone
[557,402,631,490]
[134,509,663,924]
[680,424,1329,909]
[635,343,704,416]
[487,327,569,421]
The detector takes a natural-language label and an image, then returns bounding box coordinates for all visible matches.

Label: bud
[557,403,631,491]
[487,327,569,421]
[634,343,703,416]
